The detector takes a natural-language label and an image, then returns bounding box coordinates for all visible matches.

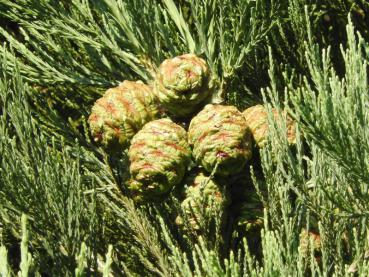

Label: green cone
[188,104,252,176]
[236,199,264,233]
[154,54,210,117]
[88,80,160,150]
[243,104,296,148]
[128,118,192,202]
[175,172,229,231]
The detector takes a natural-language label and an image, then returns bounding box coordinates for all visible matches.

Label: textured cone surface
[299,229,321,259]
[236,195,264,232]
[188,104,252,176]
[176,172,229,231]
[88,80,160,149]
[128,118,191,201]
[154,54,210,117]
[243,105,296,148]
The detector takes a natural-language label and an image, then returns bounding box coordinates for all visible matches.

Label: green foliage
[0,0,368,275]
[255,14,369,275]
[0,0,279,107]
[0,215,114,276]
[0,58,99,274]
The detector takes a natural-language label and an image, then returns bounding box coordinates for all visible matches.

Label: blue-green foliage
[0,0,368,275]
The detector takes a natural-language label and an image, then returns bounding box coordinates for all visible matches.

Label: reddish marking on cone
[186,70,196,79]
[195,112,216,126]
[142,163,155,169]
[105,102,117,114]
[104,121,119,131]
[206,112,216,121]
[216,151,229,158]
[165,141,185,152]
[149,129,168,136]
[114,127,121,136]
[198,131,210,143]
[150,149,168,158]
[89,114,99,122]
[96,99,117,115]
[215,132,230,141]
[131,141,146,150]
[115,94,136,114]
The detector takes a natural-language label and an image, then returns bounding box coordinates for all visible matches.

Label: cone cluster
[88,54,297,211]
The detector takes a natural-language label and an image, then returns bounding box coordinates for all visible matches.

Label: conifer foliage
[0,0,369,275]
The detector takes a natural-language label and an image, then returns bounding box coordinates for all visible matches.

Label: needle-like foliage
[0,0,368,275]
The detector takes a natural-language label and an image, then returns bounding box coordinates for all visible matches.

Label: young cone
[88,80,160,150]
[154,54,210,117]
[243,104,296,148]
[188,104,252,176]
[175,172,230,232]
[128,118,192,202]
[299,229,322,263]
